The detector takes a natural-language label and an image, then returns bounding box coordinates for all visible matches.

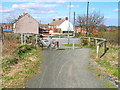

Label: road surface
[26,46,105,88]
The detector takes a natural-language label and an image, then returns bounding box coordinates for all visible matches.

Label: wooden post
[95,39,98,46]
[24,34,26,44]
[93,38,95,46]
[0,26,3,59]
[21,33,23,44]
[0,27,3,89]
[88,37,91,46]
[79,37,82,46]
[97,44,99,58]
[103,40,106,53]
[72,40,75,49]
[36,35,38,44]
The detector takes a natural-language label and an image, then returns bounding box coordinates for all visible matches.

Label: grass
[2,45,42,88]
[103,83,117,88]
[64,44,81,47]
[90,45,119,82]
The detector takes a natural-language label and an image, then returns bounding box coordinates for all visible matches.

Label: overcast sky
[0,0,119,26]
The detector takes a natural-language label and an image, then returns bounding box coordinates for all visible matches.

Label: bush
[14,44,34,56]
[3,44,35,72]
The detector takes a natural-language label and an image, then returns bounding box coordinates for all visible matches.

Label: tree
[6,16,16,31]
[76,11,104,35]
[98,24,107,32]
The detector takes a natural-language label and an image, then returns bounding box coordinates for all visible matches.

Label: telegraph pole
[74,11,76,37]
[86,1,89,36]
[68,3,71,44]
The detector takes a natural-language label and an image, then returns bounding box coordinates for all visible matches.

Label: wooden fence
[80,37,107,58]
[20,33,42,45]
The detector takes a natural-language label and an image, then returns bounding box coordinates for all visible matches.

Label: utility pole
[68,3,71,44]
[86,1,89,36]
[74,11,76,37]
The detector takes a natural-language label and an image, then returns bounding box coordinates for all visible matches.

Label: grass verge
[64,44,81,47]
[2,45,42,88]
[90,45,119,87]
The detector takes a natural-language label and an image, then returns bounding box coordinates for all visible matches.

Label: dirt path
[26,47,106,88]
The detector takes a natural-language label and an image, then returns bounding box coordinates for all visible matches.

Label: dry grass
[3,34,20,58]
[2,34,42,88]
[90,44,119,81]
[3,48,42,88]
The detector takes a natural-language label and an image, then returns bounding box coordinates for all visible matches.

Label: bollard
[88,37,91,46]
[36,35,38,44]
[95,39,98,46]
[72,40,75,49]
[24,34,26,44]
[97,44,99,58]
[103,40,106,53]
[21,33,23,44]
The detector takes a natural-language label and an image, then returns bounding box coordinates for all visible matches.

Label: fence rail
[80,37,107,58]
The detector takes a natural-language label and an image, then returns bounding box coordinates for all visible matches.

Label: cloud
[67,4,80,8]
[0,6,14,13]
[12,3,58,9]
[91,8,95,10]
[113,9,120,12]
[104,17,111,19]
[0,3,59,14]
[3,0,119,2]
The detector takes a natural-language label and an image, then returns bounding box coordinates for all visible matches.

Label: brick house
[49,17,74,34]
[13,13,39,34]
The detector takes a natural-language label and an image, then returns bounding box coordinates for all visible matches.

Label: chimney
[18,15,23,19]
[58,18,61,20]
[65,17,68,20]
[23,12,27,15]
[53,19,55,21]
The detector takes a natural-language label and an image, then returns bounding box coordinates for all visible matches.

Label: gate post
[103,40,106,53]
[21,33,23,44]
[24,34,26,44]
[97,43,100,58]
[72,40,75,49]
[36,35,38,44]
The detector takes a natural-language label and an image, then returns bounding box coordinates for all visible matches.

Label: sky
[0,0,119,26]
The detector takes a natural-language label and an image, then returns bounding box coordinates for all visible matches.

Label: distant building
[13,13,39,34]
[39,24,52,35]
[75,26,98,35]
[49,17,74,34]
[0,23,13,33]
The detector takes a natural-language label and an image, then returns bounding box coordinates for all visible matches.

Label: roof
[49,19,65,26]
[3,30,12,32]
[0,23,13,26]
[15,13,39,24]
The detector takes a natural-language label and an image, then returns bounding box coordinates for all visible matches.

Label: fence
[80,37,107,58]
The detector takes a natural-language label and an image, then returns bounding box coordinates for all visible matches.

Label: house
[49,17,74,35]
[13,13,39,34]
[75,26,87,35]
[75,26,99,35]
[39,24,52,35]
[0,23,13,33]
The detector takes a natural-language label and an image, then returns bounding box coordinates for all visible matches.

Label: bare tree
[76,11,104,35]
[98,24,107,32]
[6,16,16,31]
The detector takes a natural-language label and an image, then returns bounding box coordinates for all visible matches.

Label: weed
[64,44,81,47]
[4,76,14,82]
[25,68,36,74]
[103,83,116,88]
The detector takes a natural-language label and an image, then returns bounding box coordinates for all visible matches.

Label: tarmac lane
[26,48,105,88]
